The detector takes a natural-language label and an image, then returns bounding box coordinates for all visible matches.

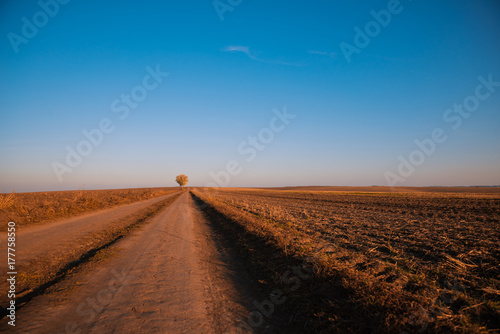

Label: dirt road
[0,193,179,273]
[5,192,257,333]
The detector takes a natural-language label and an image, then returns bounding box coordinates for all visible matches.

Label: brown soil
[193,187,500,332]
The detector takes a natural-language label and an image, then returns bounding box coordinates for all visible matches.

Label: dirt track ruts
[3,192,259,333]
[0,193,179,274]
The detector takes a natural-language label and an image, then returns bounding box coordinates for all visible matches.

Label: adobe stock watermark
[7,0,71,54]
[205,106,296,188]
[51,64,169,182]
[339,0,412,63]
[213,0,243,21]
[241,235,342,332]
[56,268,134,334]
[385,74,499,186]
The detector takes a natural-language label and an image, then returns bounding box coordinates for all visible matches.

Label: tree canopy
[175,174,189,187]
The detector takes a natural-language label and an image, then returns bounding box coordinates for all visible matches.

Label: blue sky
[1,0,499,192]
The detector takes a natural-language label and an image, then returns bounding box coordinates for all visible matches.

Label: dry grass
[193,188,500,333]
[0,187,178,231]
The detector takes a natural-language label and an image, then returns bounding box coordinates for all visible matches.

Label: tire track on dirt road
[0,192,180,269]
[6,192,261,333]
[0,192,181,314]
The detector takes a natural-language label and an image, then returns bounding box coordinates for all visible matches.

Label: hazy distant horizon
[3,184,500,194]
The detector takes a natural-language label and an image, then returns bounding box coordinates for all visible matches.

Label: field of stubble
[194,188,500,332]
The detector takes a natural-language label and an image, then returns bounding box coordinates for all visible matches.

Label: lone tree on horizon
[175,174,189,188]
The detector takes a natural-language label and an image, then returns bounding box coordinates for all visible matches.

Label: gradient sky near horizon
[1,0,500,192]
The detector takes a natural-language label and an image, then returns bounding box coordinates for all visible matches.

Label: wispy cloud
[308,50,337,58]
[223,45,302,66]
[223,45,258,61]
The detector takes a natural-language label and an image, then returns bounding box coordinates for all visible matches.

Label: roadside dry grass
[0,187,178,231]
[192,188,500,333]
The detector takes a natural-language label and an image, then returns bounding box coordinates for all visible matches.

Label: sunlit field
[193,187,500,332]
